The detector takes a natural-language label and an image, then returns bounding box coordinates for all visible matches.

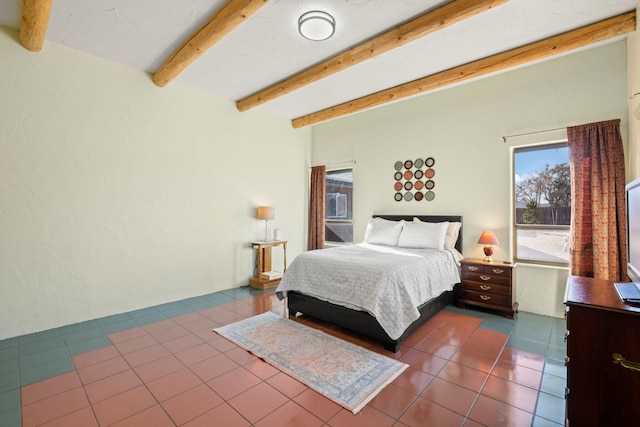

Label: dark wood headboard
[372,214,463,253]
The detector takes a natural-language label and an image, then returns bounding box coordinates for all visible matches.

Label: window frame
[512,141,570,267]
[325,168,353,244]
[326,192,348,219]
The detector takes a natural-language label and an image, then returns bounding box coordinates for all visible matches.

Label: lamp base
[483,245,494,263]
[263,220,270,242]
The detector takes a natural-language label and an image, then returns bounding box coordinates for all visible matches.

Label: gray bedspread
[275,243,461,340]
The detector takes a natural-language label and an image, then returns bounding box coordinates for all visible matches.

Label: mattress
[276,243,461,340]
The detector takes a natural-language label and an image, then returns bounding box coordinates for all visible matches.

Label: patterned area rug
[214,311,408,414]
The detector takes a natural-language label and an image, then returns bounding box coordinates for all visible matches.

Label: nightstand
[457,258,518,318]
[249,240,287,290]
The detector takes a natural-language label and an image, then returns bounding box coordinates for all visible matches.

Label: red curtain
[308,166,326,250]
[567,119,628,281]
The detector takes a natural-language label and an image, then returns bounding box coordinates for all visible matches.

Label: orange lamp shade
[477,231,499,262]
[477,231,500,245]
[257,206,274,220]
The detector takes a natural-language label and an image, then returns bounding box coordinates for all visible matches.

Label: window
[327,193,347,218]
[513,143,570,264]
[325,169,353,243]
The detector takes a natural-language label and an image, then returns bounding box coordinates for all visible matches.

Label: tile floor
[0,287,567,426]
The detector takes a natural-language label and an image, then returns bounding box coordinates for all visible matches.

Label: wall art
[393,157,435,202]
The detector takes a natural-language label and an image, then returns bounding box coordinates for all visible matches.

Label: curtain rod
[501,126,566,143]
[310,160,356,169]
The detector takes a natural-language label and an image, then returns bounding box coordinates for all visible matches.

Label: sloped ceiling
[2,0,637,127]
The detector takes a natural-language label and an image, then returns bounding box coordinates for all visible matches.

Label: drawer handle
[480,285,491,291]
[492,268,504,274]
[480,295,491,301]
[480,275,491,281]
[613,353,640,372]
[468,266,479,271]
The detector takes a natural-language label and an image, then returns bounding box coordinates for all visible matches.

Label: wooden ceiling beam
[20,0,52,52]
[292,10,636,129]
[153,0,267,88]
[236,0,509,112]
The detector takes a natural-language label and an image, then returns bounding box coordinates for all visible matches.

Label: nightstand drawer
[459,289,512,307]
[461,263,512,277]
[461,271,511,286]
[460,281,511,296]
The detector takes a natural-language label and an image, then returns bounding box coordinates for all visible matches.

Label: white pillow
[444,222,462,249]
[363,217,404,246]
[398,221,449,249]
[413,218,461,249]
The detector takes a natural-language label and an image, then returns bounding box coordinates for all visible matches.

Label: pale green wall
[0,27,311,339]
[628,6,640,180]
[312,41,630,318]
[0,23,635,339]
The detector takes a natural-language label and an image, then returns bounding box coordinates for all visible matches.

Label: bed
[276,214,462,352]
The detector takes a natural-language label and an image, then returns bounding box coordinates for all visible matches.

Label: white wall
[628,4,640,180]
[0,27,311,340]
[312,41,629,318]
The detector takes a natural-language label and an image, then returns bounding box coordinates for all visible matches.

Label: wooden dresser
[457,258,517,318]
[564,276,640,426]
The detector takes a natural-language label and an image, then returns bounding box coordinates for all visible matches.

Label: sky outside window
[515,145,569,184]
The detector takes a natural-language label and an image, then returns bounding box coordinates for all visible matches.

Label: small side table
[249,240,287,290]
[457,258,518,318]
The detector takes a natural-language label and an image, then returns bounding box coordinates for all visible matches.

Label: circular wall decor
[392,157,436,202]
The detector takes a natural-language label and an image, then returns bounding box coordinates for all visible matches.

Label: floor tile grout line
[70,312,233,426]
[430,309,559,425]
[14,289,269,382]
[15,290,271,426]
[436,317,514,423]
[11,295,565,426]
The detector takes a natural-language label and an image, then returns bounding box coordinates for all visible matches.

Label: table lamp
[477,231,500,263]
[257,206,274,241]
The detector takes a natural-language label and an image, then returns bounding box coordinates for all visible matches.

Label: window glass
[326,169,353,243]
[514,143,570,264]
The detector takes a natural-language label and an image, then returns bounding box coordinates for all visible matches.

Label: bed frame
[287,214,463,352]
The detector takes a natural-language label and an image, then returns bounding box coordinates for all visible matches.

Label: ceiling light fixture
[298,11,335,41]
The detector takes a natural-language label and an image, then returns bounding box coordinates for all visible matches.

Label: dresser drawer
[461,263,512,277]
[459,289,512,307]
[461,271,511,286]
[460,280,511,296]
